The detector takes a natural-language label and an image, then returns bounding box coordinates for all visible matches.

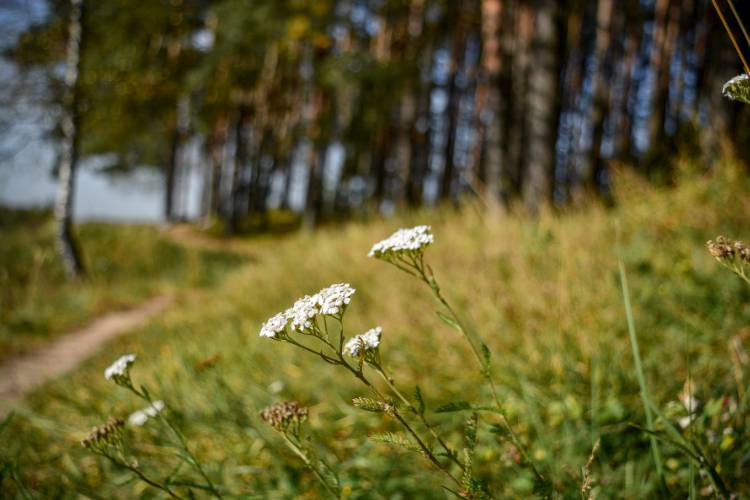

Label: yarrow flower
[127,400,165,427]
[723,73,750,104]
[128,410,149,427]
[260,312,289,338]
[315,283,355,315]
[104,354,137,381]
[259,284,356,339]
[285,295,319,331]
[344,327,382,357]
[368,225,434,258]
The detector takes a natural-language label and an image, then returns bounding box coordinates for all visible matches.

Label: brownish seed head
[259,401,309,430]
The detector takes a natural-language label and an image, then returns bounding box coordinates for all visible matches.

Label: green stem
[277,431,339,499]
[391,407,472,498]
[337,353,471,497]
[126,384,222,499]
[414,263,545,483]
[375,368,465,471]
[100,453,184,500]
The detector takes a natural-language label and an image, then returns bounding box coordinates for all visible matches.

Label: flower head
[344,327,382,357]
[368,225,434,258]
[81,417,125,448]
[259,401,309,432]
[260,312,289,338]
[285,295,319,331]
[104,354,136,381]
[127,400,165,427]
[723,73,750,104]
[315,283,355,315]
[127,410,148,427]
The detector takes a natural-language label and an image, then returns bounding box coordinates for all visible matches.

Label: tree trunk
[55,0,85,281]
[200,134,214,224]
[577,0,614,198]
[164,125,179,222]
[302,143,321,231]
[646,0,673,154]
[523,0,560,213]
[441,1,467,204]
[505,1,531,201]
[226,106,247,235]
[210,115,227,219]
[476,0,504,214]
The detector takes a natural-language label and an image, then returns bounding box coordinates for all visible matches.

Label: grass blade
[615,222,664,486]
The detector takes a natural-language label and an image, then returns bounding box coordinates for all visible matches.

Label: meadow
[2,158,750,499]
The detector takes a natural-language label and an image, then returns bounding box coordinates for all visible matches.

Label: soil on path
[0,295,172,403]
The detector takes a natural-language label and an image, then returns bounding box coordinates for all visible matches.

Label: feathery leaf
[369,432,429,455]
[435,401,499,413]
[414,386,426,416]
[352,397,390,413]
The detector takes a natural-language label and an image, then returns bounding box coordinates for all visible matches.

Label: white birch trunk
[55,0,85,281]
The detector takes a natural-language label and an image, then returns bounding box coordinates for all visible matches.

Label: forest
[3,0,750,498]
[11,0,750,232]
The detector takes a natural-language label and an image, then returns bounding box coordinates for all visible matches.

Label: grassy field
[0,209,247,360]
[2,158,750,499]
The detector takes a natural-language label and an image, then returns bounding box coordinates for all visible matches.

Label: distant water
[0,2,203,224]
[0,145,203,222]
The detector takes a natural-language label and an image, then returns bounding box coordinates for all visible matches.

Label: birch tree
[55,0,85,281]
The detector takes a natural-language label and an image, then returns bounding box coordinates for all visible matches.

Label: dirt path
[165,224,257,255]
[0,295,172,403]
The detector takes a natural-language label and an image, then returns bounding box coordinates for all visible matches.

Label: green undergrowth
[0,210,247,360]
[2,157,750,498]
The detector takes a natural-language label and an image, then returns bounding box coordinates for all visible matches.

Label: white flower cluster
[285,295,319,331]
[260,284,356,338]
[368,225,434,257]
[344,327,382,357]
[128,400,165,427]
[316,283,355,315]
[104,354,137,380]
[260,312,289,338]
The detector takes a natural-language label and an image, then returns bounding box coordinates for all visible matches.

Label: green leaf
[315,461,341,496]
[414,387,426,416]
[481,343,491,369]
[0,412,15,440]
[352,397,390,413]
[532,477,554,498]
[723,74,750,105]
[369,432,429,455]
[488,422,510,438]
[436,312,463,332]
[462,413,478,491]
[435,401,498,414]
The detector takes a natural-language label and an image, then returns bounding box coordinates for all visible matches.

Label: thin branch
[726,0,750,51]
[712,0,750,74]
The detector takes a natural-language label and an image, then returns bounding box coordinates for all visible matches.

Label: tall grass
[2,157,750,498]
[0,209,247,359]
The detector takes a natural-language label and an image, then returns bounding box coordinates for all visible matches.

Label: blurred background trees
[6,0,750,233]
